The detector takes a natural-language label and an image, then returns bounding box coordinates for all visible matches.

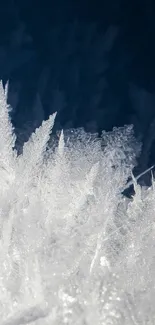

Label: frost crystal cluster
[0,81,155,324]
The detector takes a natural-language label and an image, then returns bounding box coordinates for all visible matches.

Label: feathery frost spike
[0,81,16,155]
[21,112,57,167]
[64,162,99,225]
[57,130,65,156]
[0,82,16,190]
[4,81,9,99]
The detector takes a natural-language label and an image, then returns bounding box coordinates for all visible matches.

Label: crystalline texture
[0,81,155,324]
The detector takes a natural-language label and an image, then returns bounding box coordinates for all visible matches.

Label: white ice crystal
[0,81,155,324]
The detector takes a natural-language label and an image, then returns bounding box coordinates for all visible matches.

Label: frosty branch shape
[0,82,155,324]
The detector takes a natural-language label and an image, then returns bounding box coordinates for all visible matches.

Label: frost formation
[0,81,155,324]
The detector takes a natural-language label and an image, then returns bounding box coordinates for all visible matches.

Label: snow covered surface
[0,81,155,324]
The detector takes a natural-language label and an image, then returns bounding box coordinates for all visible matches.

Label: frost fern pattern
[0,82,155,324]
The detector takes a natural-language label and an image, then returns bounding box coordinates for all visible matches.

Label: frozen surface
[0,82,155,324]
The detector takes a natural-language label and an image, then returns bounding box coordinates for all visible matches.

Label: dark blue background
[0,0,155,186]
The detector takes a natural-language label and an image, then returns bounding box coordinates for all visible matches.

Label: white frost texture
[0,81,155,325]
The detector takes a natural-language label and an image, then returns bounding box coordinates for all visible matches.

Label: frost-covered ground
[1,81,155,324]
